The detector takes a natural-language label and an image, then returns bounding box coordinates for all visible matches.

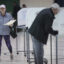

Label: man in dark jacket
[12,2,21,34]
[28,3,60,64]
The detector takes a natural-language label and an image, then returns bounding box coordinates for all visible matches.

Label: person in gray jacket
[0,4,13,60]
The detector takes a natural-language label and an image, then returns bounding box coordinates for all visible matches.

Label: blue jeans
[32,36,44,64]
[0,35,12,55]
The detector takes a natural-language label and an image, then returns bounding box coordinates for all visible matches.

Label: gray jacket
[0,12,13,35]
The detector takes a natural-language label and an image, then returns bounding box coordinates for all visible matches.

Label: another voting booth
[17,7,64,64]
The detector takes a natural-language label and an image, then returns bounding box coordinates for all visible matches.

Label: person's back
[28,8,55,44]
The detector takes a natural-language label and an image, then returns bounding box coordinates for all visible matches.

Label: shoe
[10,54,13,60]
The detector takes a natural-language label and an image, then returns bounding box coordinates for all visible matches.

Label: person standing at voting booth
[0,4,13,60]
[28,3,60,64]
[12,2,21,33]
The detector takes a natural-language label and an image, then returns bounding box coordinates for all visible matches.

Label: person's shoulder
[40,8,49,12]
[38,8,50,16]
[43,8,51,13]
[39,8,50,14]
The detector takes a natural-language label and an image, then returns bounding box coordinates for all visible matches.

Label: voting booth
[17,7,64,64]
[18,7,64,35]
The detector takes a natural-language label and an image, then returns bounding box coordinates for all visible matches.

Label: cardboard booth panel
[17,8,28,26]
[17,8,46,26]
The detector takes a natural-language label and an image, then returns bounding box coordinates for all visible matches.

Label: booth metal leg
[23,29,26,56]
[16,27,26,55]
[50,35,58,64]
[16,28,19,54]
[56,35,58,64]
[50,35,52,64]
[26,30,30,64]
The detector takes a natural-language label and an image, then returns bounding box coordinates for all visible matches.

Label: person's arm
[44,14,58,35]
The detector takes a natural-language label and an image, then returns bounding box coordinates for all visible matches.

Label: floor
[0,31,64,64]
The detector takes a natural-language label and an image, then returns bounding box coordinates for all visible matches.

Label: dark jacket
[12,4,21,27]
[12,4,21,19]
[12,4,21,33]
[28,8,57,44]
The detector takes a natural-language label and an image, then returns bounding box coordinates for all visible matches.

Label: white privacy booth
[18,7,64,34]
[17,7,64,64]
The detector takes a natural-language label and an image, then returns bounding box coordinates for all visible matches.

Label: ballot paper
[4,20,16,26]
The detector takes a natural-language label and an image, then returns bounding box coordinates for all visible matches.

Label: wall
[20,0,54,7]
